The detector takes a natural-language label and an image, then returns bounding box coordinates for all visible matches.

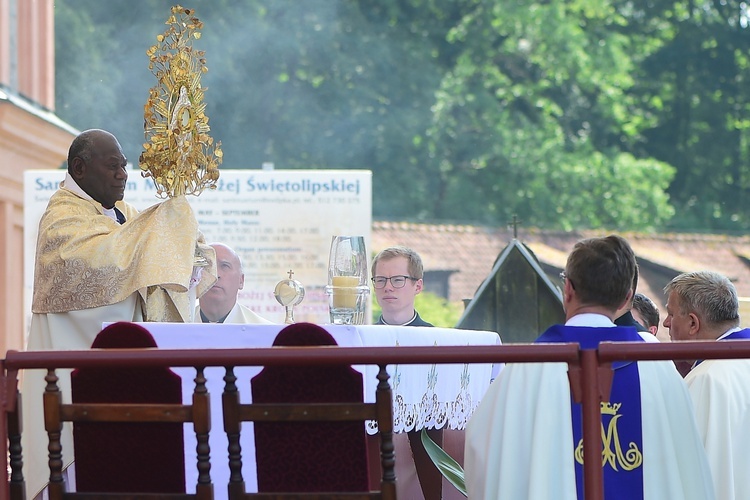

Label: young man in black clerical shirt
[372,246,441,499]
[371,246,433,327]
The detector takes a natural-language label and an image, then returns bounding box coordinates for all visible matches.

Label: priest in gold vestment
[23,129,217,496]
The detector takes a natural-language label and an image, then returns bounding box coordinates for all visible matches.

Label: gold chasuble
[24,185,216,496]
[32,186,215,321]
[24,7,223,494]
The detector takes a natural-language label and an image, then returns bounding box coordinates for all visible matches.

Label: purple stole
[693,328,750,367]
[723,328,750,341]
[537,325,645,500]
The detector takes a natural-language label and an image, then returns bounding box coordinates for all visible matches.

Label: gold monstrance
[139,5,222,198]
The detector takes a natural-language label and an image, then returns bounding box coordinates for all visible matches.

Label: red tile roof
[372,222,750,338]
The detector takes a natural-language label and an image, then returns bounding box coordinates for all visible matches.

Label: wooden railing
[2,340,749,500]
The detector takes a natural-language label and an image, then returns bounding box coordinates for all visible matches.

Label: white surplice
[22,175,216,497]
[464,314,715,500]
[23,298,143,497]
[686,356,750,500]
[194,302,274,325]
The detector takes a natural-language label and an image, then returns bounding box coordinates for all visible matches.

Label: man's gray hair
[664,271,740,327]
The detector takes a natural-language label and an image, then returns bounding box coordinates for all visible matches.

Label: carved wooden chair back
[222,322,396,499]
[42,321,213,500]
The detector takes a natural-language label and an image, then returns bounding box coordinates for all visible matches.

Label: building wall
[1,0,55,109]
[0,0,9,86]
[0,102,73,354]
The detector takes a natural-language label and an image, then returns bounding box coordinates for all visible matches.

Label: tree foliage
[53,0,750,232]
[371,291,463,328]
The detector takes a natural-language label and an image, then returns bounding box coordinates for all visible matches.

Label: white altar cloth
[135,323,500,496]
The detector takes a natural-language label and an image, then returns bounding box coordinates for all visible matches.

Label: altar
[138,322,501,498]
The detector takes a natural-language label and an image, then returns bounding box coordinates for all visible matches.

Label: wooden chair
[7,381,25,500]
[222,322,396,499]
[42,321,213,499]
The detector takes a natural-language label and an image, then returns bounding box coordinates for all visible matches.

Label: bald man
[195,243,272,324]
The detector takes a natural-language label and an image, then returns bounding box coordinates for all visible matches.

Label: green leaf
[420,428,467,497]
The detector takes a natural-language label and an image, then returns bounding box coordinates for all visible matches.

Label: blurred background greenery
[54,0,750,234]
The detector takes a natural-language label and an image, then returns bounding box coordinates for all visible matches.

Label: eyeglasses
[559,271,575,290]
[371,275,418,289]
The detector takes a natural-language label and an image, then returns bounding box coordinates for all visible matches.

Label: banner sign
[24,169,372,330]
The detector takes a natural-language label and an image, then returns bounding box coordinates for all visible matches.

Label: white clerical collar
[380,311,418,326]
[63,172,119,223]
[717,327,742,341]
[565,313,616,328]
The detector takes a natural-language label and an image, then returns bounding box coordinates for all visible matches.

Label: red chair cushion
[71,322,186,493]
[251,323,370,492]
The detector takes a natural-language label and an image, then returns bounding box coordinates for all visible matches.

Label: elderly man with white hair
[664,270,750,500]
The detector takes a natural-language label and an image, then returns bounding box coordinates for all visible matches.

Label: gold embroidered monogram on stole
[574,401,643,470]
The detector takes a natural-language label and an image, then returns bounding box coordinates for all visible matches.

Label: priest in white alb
[195,242,273,324]
[663,270,750,500]
[23,129,216,497]
[464,235,715,500]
